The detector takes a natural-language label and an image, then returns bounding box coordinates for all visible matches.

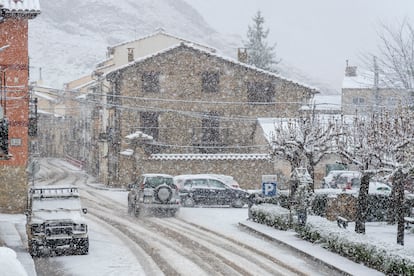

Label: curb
[238,221,352,276]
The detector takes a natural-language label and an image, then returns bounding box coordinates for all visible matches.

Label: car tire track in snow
[153,219,306,275]
[34,159,340,276]
[81,190,299,275]
[82,192,228,276]
[86,213,162,275]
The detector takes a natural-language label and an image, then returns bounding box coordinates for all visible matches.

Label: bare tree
[269,110,341,191]
[364,20,414,91]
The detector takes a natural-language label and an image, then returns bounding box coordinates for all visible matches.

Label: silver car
[128,174,180,217]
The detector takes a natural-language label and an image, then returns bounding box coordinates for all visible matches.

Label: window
[142,71,160,93]
[140,112,159,140]
[201,71,219,93]
[247,81,274,103]
[352,97,365,105]
[201,112,220,144]
[208,179,226,189]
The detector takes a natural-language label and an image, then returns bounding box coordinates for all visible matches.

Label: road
[33,158,343,276]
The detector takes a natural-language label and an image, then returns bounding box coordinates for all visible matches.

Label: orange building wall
[0,18,30,167]
[0,17,31,213]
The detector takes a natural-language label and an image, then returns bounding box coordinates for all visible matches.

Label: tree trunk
[387,180,397,224]
[396,170,405,245]
[307,163,315,192]
[355,173,370,234]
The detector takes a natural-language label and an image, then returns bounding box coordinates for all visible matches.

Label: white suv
[128,174,180,216]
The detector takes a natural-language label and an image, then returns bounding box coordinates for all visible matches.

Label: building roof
[106,42,319,93]
[150,153,270,161]
[0,0,40,16]
[302,94,341,112]
[107,28,217,55]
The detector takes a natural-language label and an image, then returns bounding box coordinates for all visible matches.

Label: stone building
[342,62,412,115]
[0,0,40,213]
[103,43,317,188]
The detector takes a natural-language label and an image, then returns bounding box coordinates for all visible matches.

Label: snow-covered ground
[0,246,28,276]
[2,158,412,275]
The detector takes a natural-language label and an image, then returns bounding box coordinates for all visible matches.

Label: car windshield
[145,176,174,188]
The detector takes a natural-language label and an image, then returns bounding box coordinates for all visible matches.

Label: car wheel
[28,241,39,257]
[128,201,134,214]
[168,209,177,217]
[183,197,195,207]
[134,204,140,217]
[231,198,244,208]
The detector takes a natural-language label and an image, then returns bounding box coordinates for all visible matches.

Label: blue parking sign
[262,182,277,197]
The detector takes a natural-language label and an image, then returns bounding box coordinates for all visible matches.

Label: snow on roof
[106,43,318,92]
[31,197,85,223]
[38,109,64,118]
[342,70,374,89]
[0,0,40,15]
[150,153,270,161]
[34,91,56,102]
[125,131,153,141]
[258,115,354,143]
[120,149,134,156]
[302,94,341,111]
[76,94,87,100]
[108,28,216,54]
[342,67,392,89]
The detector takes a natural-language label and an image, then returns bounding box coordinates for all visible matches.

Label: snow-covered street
[24,158,344,276]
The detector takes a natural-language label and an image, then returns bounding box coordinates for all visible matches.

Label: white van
[322,170,361,189]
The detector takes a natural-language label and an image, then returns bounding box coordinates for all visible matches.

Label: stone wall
[0,166,28,213]
[118,157,275,190]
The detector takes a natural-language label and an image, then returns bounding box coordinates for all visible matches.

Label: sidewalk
[239,220,384,276]
[0,214,37,276]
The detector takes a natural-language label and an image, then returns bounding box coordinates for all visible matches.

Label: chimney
[127,48,134,62]
[238,48,248,63]
[345,60,357,77]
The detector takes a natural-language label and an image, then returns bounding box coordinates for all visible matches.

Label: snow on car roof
[30,185,79,198]
[31,198,85,223]
[142,173,173,178]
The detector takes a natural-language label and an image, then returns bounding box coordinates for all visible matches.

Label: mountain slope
[28,0,239,88]
[28,0,333,93]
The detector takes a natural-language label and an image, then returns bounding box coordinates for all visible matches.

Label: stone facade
[0,166,28,213]
[104,43,316,187]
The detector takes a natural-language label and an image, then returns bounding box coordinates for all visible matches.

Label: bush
[249,202,414,274]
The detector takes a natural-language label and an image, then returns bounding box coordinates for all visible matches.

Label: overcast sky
[183,0,414,93]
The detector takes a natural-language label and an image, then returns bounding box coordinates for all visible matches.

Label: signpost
[27,159,40,186]
[262,175,278,197]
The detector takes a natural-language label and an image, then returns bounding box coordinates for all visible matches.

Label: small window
[247,81,274,103]
[201,71,219,93]
[208,179,226,188]
[142,72,160,93]
[352,97,365,105]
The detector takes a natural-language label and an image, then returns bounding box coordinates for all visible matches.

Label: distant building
[341,61,412,115]
[0,0,41,213]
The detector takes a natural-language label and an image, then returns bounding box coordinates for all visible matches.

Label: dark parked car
[177,175,249,208]
[127,174,180,216]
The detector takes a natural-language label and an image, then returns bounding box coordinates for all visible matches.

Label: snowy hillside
[28,0,333,93]
[28,0,237,88]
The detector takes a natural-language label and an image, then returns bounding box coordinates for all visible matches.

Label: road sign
[262,175,278,197]
[27,160,40,175]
